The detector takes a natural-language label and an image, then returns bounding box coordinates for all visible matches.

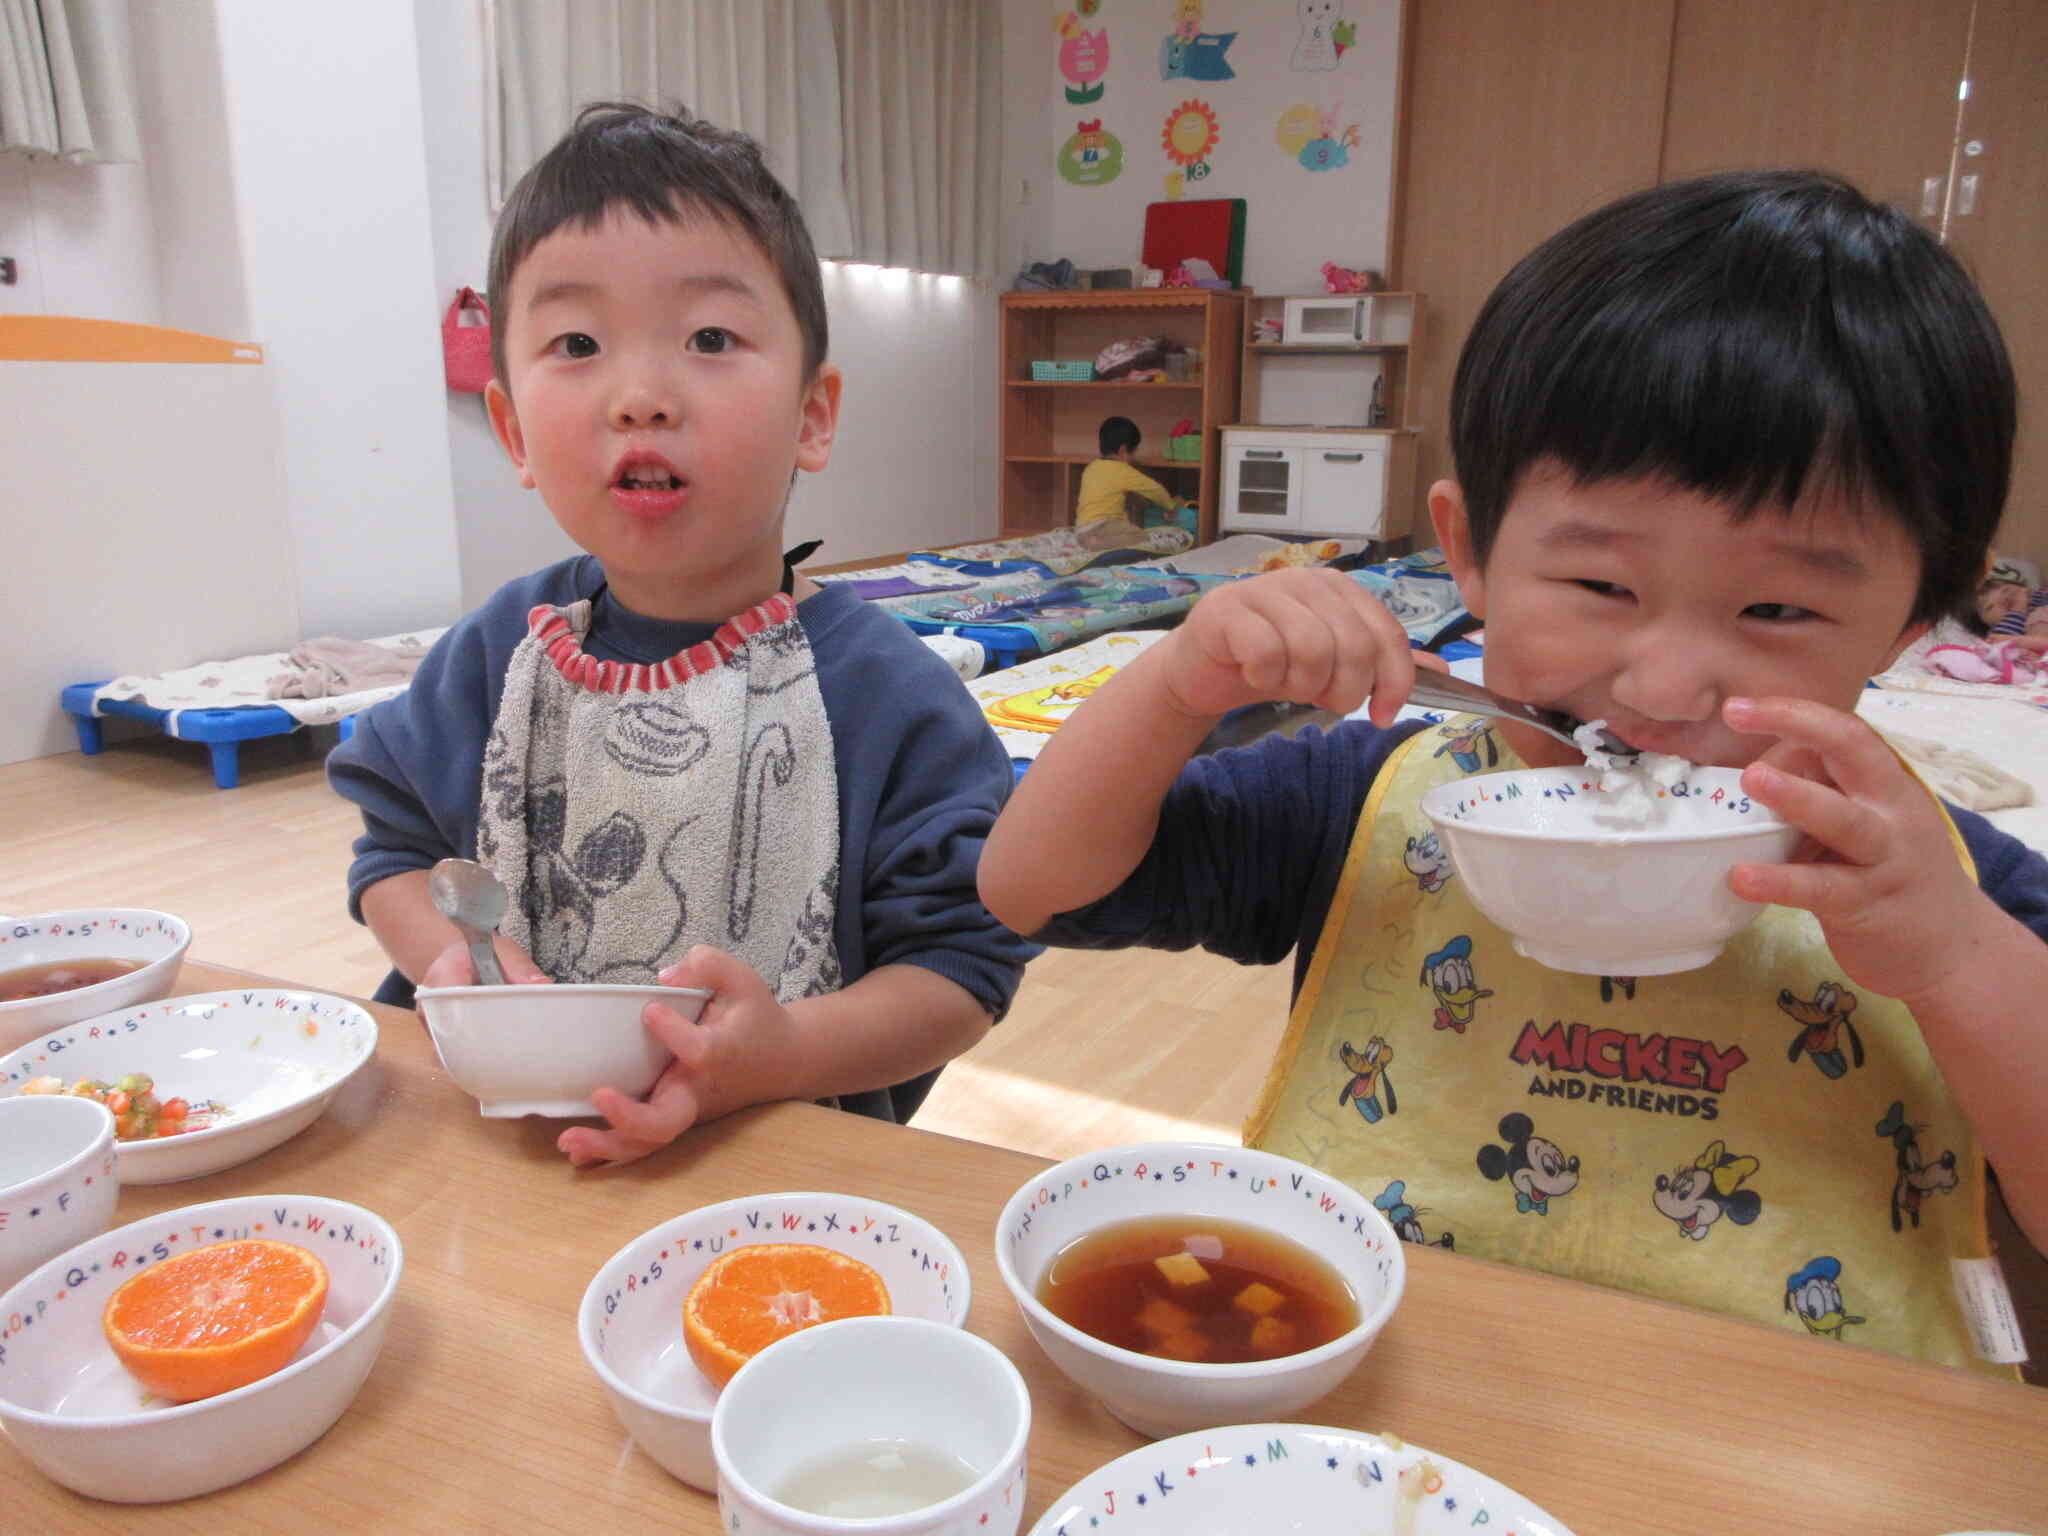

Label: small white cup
[712,1317,1030,1536]
[0,1094,120,1294]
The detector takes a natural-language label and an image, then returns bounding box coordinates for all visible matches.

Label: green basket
[1029,359,1096,382]
[1164,433,1202,461]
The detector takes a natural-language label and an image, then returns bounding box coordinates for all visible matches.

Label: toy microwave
[1283,295,1370,344]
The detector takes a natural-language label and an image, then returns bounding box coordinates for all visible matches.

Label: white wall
[0,360,297,765]
[0,0,159,327]
[1019,0,1403,295]
[128,0,246,341]
[1,1,1007,764]
[411,0,1003,605]
[212,0,462,640]
[2,0,463,765]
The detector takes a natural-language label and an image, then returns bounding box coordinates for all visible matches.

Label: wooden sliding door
[1391,0,1675,521]
[1396,0,2048,564]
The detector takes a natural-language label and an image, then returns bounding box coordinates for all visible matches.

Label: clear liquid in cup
[773,1437,981,1517]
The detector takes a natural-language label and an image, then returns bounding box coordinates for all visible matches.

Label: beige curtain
[491,0,854,258]
[491,0,996,278]
[831,0,996,280]
[0,0,139,162]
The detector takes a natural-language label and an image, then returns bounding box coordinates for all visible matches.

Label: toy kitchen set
[1224,288,1426,544]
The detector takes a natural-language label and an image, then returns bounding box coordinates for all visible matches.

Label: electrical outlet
[0,257,16,286]
[1019,176,1033,206]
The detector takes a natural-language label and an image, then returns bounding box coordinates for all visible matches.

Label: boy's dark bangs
[492,133,770,310]
[487,106,829,384]
[1502,286,1893,530]
[1451,171,2015,622]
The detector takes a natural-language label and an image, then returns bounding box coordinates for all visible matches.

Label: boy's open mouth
[612,451,686,493]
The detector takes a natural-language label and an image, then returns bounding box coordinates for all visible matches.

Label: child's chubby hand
[557,946,792,1167]
[417,934,550,988]
[1723,696,1986,1005]
[1161,566,1419,726]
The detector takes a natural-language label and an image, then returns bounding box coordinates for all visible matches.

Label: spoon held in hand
[428,858,510,986]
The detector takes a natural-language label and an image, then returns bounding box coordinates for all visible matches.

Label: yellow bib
[1246,716,2007,1374]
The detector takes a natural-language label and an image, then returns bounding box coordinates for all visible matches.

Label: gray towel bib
[475,593,842,1000]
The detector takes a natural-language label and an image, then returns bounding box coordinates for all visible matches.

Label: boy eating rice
[330,104,1036,1165]
[980,170,2046,1372]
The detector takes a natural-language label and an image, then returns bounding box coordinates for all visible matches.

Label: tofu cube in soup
[1154,1251,1211,1287]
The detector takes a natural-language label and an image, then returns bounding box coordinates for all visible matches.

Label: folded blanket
[267,635,430,699]
[1883,730,2035,812]
[92,626,450,729]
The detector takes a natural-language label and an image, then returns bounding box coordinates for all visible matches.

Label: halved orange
[682,1243,890,1388]
[103,1239,330,1403]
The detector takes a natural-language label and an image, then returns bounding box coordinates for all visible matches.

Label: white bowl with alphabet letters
[994,1141,1405,1439]
[0,1094,119,1294]
[1420,764,1800,975]
[0,1194,401,1502]
[578,1191,973,1491]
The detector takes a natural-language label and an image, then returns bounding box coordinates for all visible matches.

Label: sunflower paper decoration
[1161,98,1220,171]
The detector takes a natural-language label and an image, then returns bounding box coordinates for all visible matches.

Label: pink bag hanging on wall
[442,287,493,393]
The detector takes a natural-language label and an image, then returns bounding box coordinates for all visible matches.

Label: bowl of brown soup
[994,1141,1405,1438]
[0,908,191,1054]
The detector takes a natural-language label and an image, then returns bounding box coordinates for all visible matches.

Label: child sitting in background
[1075,416,1187,550]
[328,103,1037,1166]
[981,169,2045,1375]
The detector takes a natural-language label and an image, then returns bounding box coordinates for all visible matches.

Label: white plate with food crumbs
[1026,1423,1574,1536]
[0,990,378,1184]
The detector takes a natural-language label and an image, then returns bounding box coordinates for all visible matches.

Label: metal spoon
[1194,673,1636,758]
[428,858,508,986]
[1404,670,1637,757]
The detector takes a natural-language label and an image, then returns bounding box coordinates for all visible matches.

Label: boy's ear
[1429,479,1486,618]
[794,363,843,474]
[484,379,537,489]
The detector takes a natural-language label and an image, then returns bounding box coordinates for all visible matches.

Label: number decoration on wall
[1058,119,1126,187]
[1056,12,1110,105]
[1161,98,1221,191]
[1160,0,1237,81]
[1290,0,1347,72]
[1276,102,1359,173]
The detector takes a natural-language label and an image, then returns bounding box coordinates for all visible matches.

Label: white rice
[1573,719,1693,826]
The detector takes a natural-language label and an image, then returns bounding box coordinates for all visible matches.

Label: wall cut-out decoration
[1277,103,1359,172]
[1057,13,1110,104]
[1058,118,1125,186]
[1161,2,1237,81]
[1161,98,1221,181]
[1274,103,1320,157]
[1291,0,1343,71]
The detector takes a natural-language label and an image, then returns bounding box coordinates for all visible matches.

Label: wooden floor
[0,729,1293,1164]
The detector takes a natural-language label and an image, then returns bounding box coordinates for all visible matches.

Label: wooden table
[7,961,2045,1533]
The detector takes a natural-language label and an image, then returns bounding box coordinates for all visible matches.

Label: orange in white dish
[683,1242,890,1388]
[103,1238,329,1402]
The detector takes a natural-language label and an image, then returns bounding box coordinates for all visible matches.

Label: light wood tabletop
[5,960,2044,1533]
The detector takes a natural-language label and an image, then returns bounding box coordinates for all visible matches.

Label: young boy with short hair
[981,170,2047,1373]
[330,104,1036,1165]
[1074,415,1185,549]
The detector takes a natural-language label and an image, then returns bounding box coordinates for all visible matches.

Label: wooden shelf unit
[999,289,1245,541]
